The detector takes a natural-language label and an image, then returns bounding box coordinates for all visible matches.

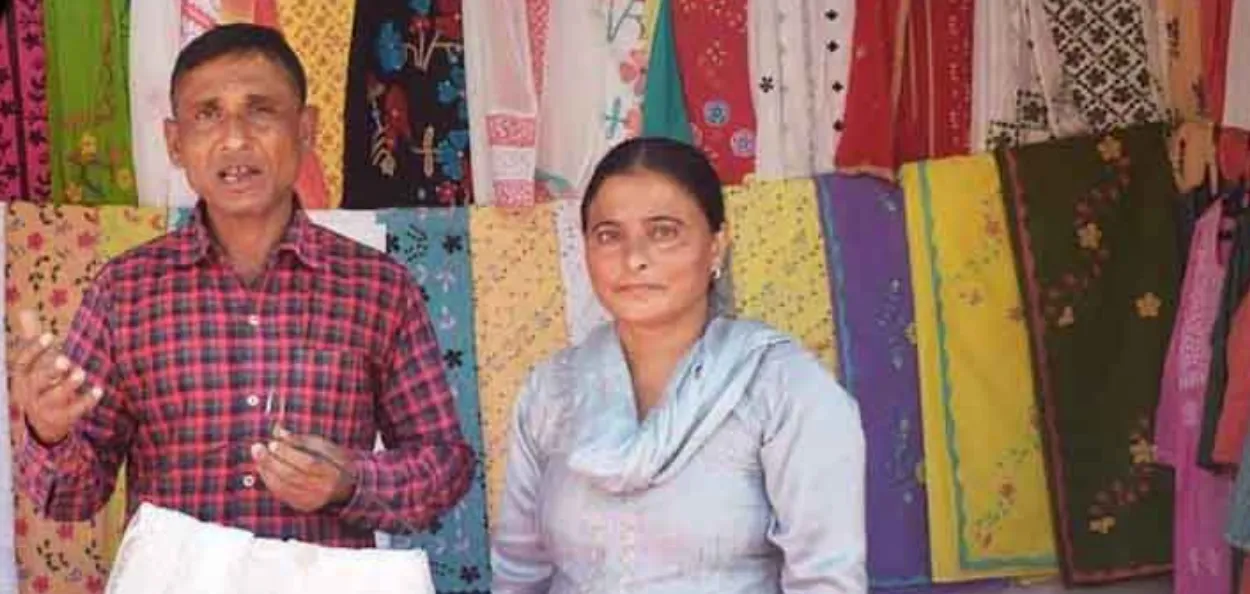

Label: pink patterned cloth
[1156,203,1233,594]
[0,0,52,202]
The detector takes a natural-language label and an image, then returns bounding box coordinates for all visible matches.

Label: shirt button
[242,474,256,488]
[246,394,260,407]
[246,314,261,327]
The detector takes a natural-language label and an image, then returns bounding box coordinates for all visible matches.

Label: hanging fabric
[468,203,568,520]
[1156,201,1234,594]
[998,122,1178,586]
[1027,0,1167,134]
[342,0,472,208]
[836,0,974,178]
[275,0,356,208]
[464,0,542,206]
[378,208,492,592]
[45,0,137,205]
[816,174,933,589]
[129,0,182,208]
[726,178,838,373]
[1220,0,1250,131]
[901,154,1057,583]
[0,1,52,202]
[748,0,854,180]
[641,0,693,143]
[670,0,756,185]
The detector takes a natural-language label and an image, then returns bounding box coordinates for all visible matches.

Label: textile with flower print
[816,174,934,588]
[670,0,756,185]
[0,0,52,203]
[900,155,1057,583]
[378,208,491,593]
[996,122,1178,586]
[343,0,472,207]
[6,203,168,594]
[468,204,567,519]
[725,178,837,374]
[44,0,136,205]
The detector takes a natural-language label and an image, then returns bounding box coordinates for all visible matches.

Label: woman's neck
[616,304,711,416]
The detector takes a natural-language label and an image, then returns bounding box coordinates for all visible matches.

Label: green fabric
[45,0,136,205]
[641,0,691,144]
[995,122,1178,586]
[1197,200,1250,470]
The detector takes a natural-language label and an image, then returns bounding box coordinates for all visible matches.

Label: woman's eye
[594,229,621,244]
[650,224,679,241]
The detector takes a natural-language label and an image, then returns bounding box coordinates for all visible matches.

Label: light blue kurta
[491,317,867,593]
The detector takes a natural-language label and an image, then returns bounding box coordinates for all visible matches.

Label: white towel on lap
[106,503,434,594]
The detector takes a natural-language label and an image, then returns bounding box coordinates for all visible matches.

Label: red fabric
[0,0,52,202]
[16,206,474,547]
[839,0,973,177]
[1212,299,1250,464]
[836,0,904,177]
[896,0,973,162]
[670,0,756,184]
[1202,0,1234,121]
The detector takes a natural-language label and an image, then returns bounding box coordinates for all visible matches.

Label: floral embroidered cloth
[378,208,492,592]
[0,0,52,202]
[44,0,137,205]
[901,155,1057,583]
[343,0,472,207]
[6,203,166,594]
[997,122,1178,585]
[468,203,567,519]
[816,174,932,588]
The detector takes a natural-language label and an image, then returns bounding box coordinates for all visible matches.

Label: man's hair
[170,23,308,109]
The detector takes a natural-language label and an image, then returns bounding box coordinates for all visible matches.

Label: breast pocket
[279,344,377,445]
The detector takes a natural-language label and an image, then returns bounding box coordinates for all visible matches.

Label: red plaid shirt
[17,204,474,547]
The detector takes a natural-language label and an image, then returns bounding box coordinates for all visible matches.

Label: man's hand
[7,310,100,445]
[251,427,358,513]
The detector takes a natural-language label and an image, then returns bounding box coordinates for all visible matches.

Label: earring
[711,266,723,280]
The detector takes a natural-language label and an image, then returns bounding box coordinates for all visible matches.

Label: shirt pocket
[278,344,377,446]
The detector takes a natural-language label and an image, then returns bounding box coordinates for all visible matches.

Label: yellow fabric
[277,0,355,208]
[98,206,167,259]
[900,156,1057,582]
[725,178,838,375]
[5,203,159,594]
[469,204,568,520]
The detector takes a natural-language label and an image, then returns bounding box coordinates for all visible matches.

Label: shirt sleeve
[490,369,554,593]
[337,273,475,533]
[17,267,137,521]
[760,345,868,594]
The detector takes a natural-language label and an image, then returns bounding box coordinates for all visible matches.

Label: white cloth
[129,0,182,207]
[536,3,613,199]
[749,0,853,179]
[1222,0,1250,130]
[106,503,435,594]
[464,0,542,206]
[304,210,387,252]
[0,215,16,593]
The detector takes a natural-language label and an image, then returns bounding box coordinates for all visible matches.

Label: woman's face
[583,170,726,328]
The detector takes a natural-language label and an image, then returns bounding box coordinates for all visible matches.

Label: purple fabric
[817,173,932,589]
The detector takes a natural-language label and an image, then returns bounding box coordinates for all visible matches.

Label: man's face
[164,53,314,218]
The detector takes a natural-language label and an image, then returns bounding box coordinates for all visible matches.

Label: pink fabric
[1156,203,1233,594]
[0,0,52,202]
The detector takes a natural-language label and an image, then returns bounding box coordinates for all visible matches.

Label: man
[9,24,474,547]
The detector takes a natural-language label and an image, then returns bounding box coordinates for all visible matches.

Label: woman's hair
[580,137,725,233]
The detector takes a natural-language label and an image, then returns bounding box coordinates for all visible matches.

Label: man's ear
[164,117,183,168]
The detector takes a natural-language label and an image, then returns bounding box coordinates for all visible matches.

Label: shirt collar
[171,198,326,270]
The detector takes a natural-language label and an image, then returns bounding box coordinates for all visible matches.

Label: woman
[491,137,867,593]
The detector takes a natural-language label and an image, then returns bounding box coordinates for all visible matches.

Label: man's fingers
[29,352,73,393]
[10,331,54,374]
[17,310,42,341]
[253,444,317,489]
[64,383,103,421]
[37,369,88,410]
